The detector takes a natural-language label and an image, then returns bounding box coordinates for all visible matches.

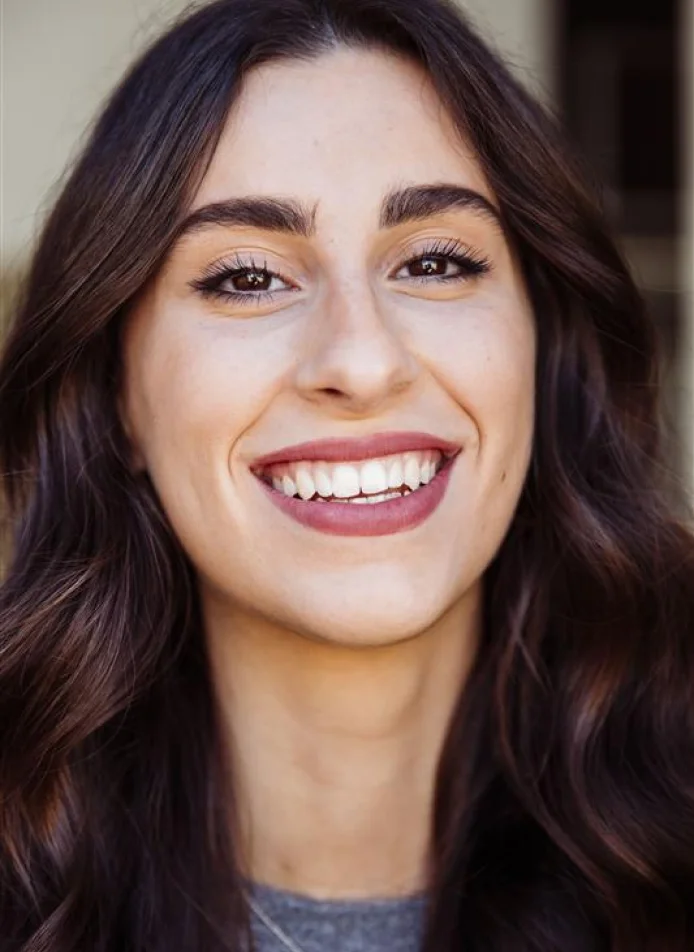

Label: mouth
[250,432,461,536]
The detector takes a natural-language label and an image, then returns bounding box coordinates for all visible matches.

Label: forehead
[192,46,493,212]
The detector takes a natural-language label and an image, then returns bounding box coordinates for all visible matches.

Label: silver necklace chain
[246,892,308,952]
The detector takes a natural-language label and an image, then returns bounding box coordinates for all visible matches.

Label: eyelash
[189,239,492,306]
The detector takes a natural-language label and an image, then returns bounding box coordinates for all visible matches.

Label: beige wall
[2,0,191,269]
[460,0,553,99]
[1,0,551,268]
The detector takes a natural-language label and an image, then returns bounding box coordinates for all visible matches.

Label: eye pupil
[234,269,270,292]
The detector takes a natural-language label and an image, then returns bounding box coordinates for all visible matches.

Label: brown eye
[392,243,492,285]
[407,255,454,278]
[190,257,298,306]
[232,269,273,292]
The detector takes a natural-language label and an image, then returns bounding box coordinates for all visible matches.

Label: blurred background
[2,0,693,487]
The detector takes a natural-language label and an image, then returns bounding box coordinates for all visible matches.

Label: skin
[121,47,536,898]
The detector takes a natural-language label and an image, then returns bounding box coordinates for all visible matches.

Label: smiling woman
[1,2,693,952]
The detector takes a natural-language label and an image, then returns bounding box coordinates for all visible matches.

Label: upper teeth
[262,451,443,500]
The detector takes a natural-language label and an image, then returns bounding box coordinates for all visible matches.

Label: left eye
[395,254,464,280]
[392,240,491,284]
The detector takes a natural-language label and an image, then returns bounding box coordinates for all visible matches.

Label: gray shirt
[247,881,428,952]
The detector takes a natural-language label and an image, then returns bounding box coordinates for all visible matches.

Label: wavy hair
[1,1,693,949]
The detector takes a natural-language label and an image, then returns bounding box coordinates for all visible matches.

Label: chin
[279,586,466,648]
[306,619,432,649]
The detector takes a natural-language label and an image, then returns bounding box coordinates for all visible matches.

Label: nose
[293,280,420,416]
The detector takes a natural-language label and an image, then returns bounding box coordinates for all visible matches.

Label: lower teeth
[296,488,414,505]
[331,489,411,505]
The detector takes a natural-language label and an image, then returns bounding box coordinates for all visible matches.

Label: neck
[203,588,481,900]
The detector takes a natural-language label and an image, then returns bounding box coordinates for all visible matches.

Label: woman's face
[121,47,536,646]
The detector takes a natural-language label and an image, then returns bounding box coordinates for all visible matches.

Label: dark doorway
[556,0,685,475]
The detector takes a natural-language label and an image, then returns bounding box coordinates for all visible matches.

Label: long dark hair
[2,1,693,949]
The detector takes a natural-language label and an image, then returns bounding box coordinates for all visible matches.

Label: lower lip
[255,457,457,537]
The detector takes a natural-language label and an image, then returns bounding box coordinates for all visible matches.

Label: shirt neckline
[245,878,428,913]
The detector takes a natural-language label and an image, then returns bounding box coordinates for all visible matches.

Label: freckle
[501,470,507,483]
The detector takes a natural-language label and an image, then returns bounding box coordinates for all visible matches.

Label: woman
[1,0,693,949]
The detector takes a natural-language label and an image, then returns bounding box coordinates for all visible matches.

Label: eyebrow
[380,184,502,230]
[171,183,503,247]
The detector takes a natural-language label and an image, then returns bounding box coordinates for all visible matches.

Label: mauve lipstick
[251,431,460,467]
[251,431,460,537]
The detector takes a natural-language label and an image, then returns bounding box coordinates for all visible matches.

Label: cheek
[410,296,536,445]
[120,305,307,569]
[410,296,535,554]
[123,305,297,476]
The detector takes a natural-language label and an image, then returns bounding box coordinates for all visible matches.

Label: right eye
[190,254,298,306]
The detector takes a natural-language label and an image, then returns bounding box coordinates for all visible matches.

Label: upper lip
[251,431,462,469]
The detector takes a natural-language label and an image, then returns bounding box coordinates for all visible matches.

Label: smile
[251,431,460,536]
